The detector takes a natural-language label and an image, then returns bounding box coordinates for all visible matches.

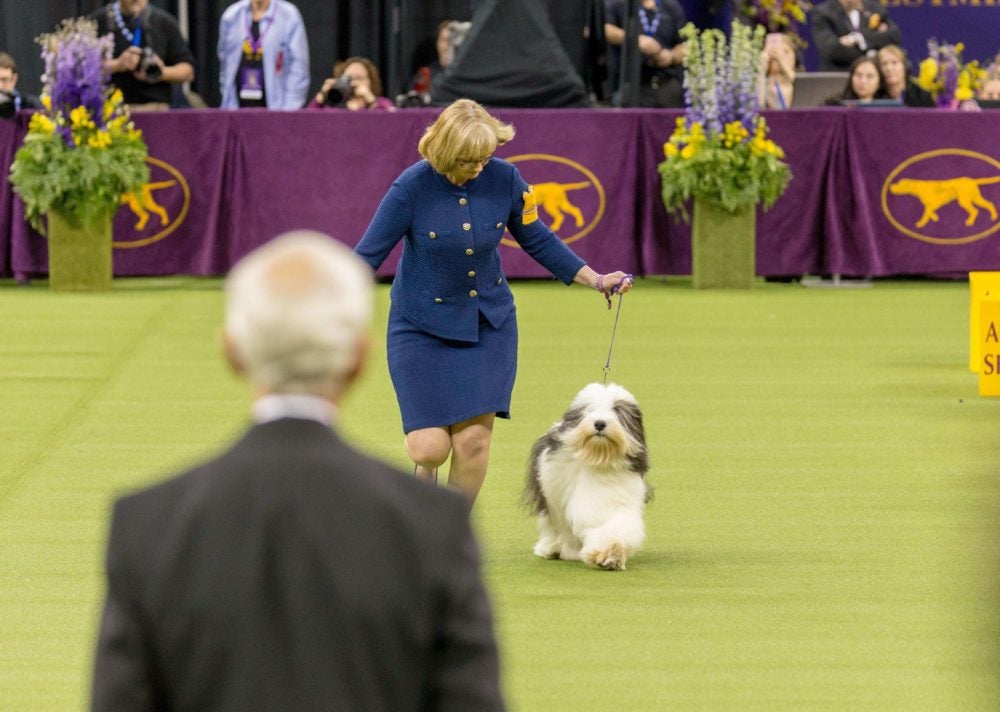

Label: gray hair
[225,231,374,395]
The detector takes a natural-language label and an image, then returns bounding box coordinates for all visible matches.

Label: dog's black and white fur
[524,382,651,571]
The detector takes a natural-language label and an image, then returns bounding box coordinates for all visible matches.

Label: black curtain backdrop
[2,1,615,107]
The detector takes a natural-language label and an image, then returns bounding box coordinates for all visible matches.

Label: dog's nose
[593,420,606,432]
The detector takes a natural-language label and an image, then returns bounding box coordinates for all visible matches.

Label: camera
[0,90,15,119]
[140,47,162,83]
[322,75,354,106]
[395,90,431,109]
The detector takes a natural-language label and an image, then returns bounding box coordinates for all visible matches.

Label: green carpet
[1,277,997,710]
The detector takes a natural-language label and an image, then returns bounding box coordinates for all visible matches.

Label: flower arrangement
[916,40,986,109]
[740,0,812,39]
[659,22,791,219]
[9,18,148,232]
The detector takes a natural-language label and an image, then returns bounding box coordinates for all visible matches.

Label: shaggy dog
[524,383,651,571]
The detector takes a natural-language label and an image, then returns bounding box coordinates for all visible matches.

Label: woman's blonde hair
[877,45,910,74]
[418,99,515,176]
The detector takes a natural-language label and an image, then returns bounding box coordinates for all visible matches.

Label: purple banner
[1,108,999,280]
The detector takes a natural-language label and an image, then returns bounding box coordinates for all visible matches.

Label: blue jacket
[356,159,586,343]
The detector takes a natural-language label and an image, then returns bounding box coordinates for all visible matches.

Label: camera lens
[141,48,162,82]
[323,75,354,106]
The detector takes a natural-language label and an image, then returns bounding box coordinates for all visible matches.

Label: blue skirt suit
[355,159,585,433]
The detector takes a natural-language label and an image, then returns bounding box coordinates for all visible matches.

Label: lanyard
[245,8,276,56]
[639,0,662,37]
[112,2,142,46]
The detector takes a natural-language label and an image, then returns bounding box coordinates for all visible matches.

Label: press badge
[239,67,264,100]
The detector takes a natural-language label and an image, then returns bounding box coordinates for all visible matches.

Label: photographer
[91,0,195,110]
[308,57,395,111]
[0,53,42,117]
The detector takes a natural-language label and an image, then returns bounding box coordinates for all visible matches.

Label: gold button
[463,223,471,231]
[468,270,476,278]
[465,248,474,256]
[469,290,478,298]
[429,231,436,239]
[434,298,443,303]
[496,222,502,229]
[459,198,468,205]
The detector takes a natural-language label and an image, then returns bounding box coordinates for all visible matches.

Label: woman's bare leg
[447,413,495,503]
[405,427,451,482]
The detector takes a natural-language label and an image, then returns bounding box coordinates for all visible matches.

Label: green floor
[1,277,997,710]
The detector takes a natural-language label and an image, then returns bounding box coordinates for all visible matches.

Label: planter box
[46,212,113,291]
[692,199,756,289]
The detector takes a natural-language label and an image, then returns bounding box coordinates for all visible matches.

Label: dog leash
[602,274,633,385]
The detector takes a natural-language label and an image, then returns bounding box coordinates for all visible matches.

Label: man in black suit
[811,0,902,72]
[91,231,506,711]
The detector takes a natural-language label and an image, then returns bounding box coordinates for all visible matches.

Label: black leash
[602,274,633,384]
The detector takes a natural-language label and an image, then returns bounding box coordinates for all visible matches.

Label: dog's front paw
[533,537,562,559]
[584,542,628,571]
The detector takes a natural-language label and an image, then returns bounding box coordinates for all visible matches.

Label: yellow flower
[88,130,112,149]
[955,42,965,53]
[664,142,679,159]
[70,105,95,130]
[680,144,697,159]
[29,112,55,134]
[41,95,52,111]
[955,87,973,101]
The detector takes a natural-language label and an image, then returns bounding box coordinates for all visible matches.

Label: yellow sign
[978,299,1000,396]
[502,154,605,248]
[968,272,1000,371]
[880,149,1000,245]
[115,156,191,249]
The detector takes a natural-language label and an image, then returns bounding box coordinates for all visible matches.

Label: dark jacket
[91,418,506,712]
[811,0,902,72]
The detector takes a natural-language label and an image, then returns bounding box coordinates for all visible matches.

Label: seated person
[0,52,42,113]
[604,0,687,108]
[877,45,933,107]
[811,0,901,72]
[91,0,195,110]
[308,57,395,111]
[758,33,798,110]
[824,55,888,105]
[978,65,1000,102]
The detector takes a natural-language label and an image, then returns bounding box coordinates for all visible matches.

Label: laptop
[841,98,905,108]
[790,72,849,108]
[978,99,1000,109]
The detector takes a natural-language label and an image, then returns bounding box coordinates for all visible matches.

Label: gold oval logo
[114,156,191,249]
[501,153,605,248]
[881,149,1000,245]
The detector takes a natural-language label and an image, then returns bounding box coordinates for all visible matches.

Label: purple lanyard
[246,10,276,54]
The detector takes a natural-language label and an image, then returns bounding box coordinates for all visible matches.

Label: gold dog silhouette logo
[114,156,190,249]
[881,149,1000,245]
[503,154,605,247]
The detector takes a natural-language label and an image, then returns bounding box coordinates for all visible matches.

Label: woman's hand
[598,271,633,295]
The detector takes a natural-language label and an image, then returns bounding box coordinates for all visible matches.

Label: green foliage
[10,125,149,231]
[658,118,791,220]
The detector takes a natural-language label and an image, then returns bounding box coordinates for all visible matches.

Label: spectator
[811,0,901,72]
[824,55,888,104]
[91,0,195,110]
[758,33,798,110]
[90,230,506,712]
[308,57,395,111]
[410,21,456,95]
[354,99,632,503]
[218,0,310,109]
[0,52,42,114]
[604,0,687,107]
[978,56,1000,102]
[877,45,934,107]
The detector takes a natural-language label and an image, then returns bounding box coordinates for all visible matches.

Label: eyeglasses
[456,154,493,170]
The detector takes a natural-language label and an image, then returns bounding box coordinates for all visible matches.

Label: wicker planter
[691,199,756,289]
[46,211,113,291]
